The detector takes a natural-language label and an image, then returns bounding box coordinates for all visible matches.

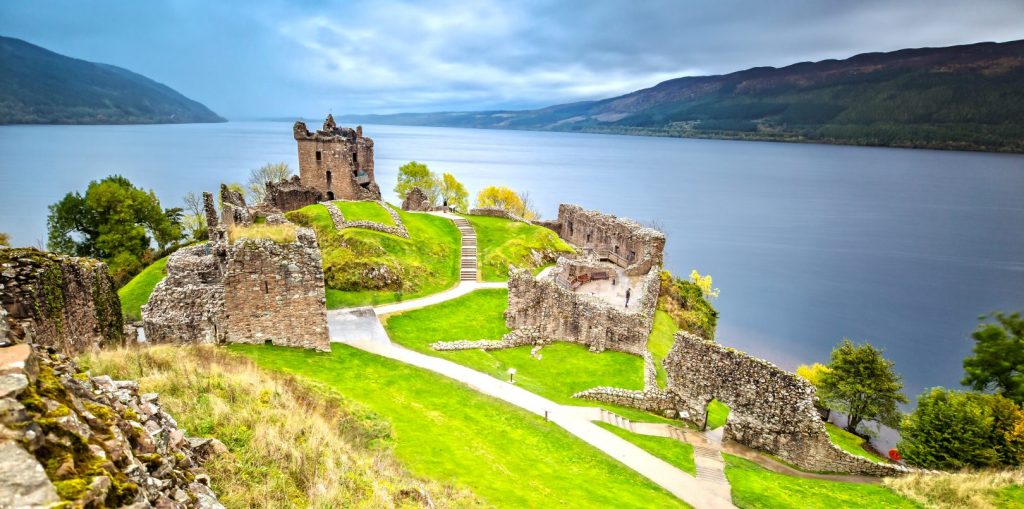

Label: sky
[2,0,1023,118]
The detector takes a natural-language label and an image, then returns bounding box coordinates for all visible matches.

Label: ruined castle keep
[142,187,330,351]
[293,114,380,201]
[0,248,123,354]
[539,204,666,276]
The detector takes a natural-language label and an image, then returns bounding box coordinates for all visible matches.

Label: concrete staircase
[453,217,478,282]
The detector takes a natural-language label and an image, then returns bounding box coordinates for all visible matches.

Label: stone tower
[293,114,381,201]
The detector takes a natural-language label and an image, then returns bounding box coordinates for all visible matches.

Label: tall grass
[884,468,1024,509]
[79,345,481,508]
[228,223,297,244]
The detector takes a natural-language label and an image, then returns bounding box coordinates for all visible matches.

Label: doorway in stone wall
[703,398,731,432]
[327,191,334,200]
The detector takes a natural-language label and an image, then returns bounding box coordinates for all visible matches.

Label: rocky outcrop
[401,187,430,212]
[0,248,123,355]
[0,343,225,508]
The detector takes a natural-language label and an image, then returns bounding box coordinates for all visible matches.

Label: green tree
[439,172,469,211]
[246,162,293,203]
[182,191,208,241]
[818,339,907,434]
[796,363,831,388]
[394,161,440,205]
[0,232,9,247]
[963,312,1024,404]
[47,175,180,283]
[899,389,1024,470]
[475,185,538,219]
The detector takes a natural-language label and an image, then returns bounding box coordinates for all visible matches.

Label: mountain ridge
[0,35,225,125]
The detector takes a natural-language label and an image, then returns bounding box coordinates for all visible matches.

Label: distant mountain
[342,40,1024,153]
[0,36,224,125]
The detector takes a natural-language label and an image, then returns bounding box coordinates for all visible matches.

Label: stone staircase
[453,217,478,282]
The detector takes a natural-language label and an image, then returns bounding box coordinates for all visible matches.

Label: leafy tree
[688,269,720,299]
[439,172,469,211]
[47,175,180,283]
[394,161,440,205]
[182,191,208,241]
[475,185,538,220]
[963,312,1024,404]
[657,270,718,339]
[899,389,1024,470]
[796,363,831,388]
[246,162,293,203]
[818,339,907,434]
[0,232,9,247]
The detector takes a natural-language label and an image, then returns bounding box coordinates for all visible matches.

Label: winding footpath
[327,211,737,509]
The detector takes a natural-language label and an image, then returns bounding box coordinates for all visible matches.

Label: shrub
[657,270,718,339]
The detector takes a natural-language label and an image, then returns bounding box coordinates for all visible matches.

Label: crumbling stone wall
[220,184,252,228]
[324,201,410,238]
[401,187,430,212]
[222,229,329,351]
[265,175,322,213]
[0,248,123,354]
[544,204,665,276]
[468,207,528,223]
[0,343,225,508]
[294,115,381,201]
[663,332,906,475]
[142,244,225,345]
[505,262,659,355]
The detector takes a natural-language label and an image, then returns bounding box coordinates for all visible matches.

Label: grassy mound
[287,203,459,308]
[594,422,696,476]
[235,344,689,508]
[825,423,888,464]
[885,468,1024,509]
[382,289,676,424]
[80,345,480,508]
[333,200,396,225]
[117,255,168,320]
[723,454,916,508]
[648,310,679,388]
[464,215,574,281]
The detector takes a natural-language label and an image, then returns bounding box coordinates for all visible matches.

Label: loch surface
[2,121,1022,403]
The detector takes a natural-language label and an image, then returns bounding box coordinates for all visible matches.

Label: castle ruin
[293,114,380,201]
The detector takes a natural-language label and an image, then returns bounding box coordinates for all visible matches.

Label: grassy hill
[0,36,224,124]
[464,214,574,281]
[342,40,1024,153]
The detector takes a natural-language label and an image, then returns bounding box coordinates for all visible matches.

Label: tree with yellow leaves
[475,185,538,220]
[689,269,720,300]
[439,173,469,211]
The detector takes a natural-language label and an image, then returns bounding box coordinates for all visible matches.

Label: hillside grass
[723,454,918,509]
[825,422,888,464]
[706,400,730,430]
[463,215,574,281]
[648,310,678,388]
[117,255,168,320]
[234,343,690,508]
[884,468,1024,509]
[79,345,480,508]
[333,200,395,226]
[594,422,696,476]
[382,288,677,424]
[287,203,459,308]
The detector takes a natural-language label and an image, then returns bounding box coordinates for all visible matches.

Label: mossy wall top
[0,248,124,353]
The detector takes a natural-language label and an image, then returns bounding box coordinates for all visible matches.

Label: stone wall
[401,187,430,212]
[0,248,123,355]
[468,207,529,223]
[294,115,381,201]
[504,262,659,355]
[220,184,251,228]
[0,343,225,508]
[324,201,410,238]
[662,331,906,475]
[142,244,225,345]
[545,204,665,276]
[222,229,329,351]
[265,175,323,213]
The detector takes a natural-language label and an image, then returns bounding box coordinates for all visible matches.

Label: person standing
[625,288,631,308]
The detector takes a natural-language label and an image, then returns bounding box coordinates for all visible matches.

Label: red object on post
[888,449,901,461]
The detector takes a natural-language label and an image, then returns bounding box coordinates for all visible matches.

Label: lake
[1,121,1022,405]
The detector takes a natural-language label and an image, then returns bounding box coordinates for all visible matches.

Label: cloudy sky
[2,0,1023,118]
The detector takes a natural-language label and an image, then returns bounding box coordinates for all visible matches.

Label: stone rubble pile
[0,343,226,508]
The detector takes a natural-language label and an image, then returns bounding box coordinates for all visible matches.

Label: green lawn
[723,454,918,509]
[287,203,459,308]
[993,485,1024,508]
[649,310,679,388]
[825,422,888,464]
[706,400,730,430]
[117,255,168,320]
[233,344,689,509]
[594,422,696,476]
[333,200,396,226]
[464,214,574,281]
[383,289,677,424]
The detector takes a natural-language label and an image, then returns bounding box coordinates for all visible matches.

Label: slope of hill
[342,40,1024,152]
[0,36,224,124]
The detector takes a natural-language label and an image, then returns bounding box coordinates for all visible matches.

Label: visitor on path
[625,288,631,308]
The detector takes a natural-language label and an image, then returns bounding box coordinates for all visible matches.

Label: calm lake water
[1,121,1022,405]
